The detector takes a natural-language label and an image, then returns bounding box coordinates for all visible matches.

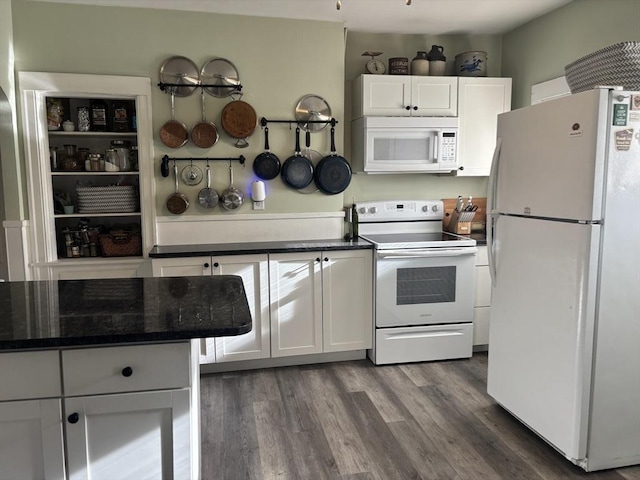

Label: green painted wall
[502,0,640,108]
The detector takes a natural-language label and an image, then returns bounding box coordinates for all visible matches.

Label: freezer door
[487,215,600,461]
[493,89,609,221]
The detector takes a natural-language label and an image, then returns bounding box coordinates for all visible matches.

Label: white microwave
[351,116,459,173]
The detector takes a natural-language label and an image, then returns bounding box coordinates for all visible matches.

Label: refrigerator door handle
[487,213,497,286]
[487,137,502,214]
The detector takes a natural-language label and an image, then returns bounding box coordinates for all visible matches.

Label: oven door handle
[378,247,478,259]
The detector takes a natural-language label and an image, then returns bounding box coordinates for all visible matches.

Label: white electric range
[356,200,477,365]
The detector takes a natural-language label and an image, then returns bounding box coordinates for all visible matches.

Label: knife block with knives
[442,197,486,234]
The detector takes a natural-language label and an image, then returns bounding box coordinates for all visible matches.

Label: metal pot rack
[260,117,338,128]
[157,83,243,94]
[160,154,245,177]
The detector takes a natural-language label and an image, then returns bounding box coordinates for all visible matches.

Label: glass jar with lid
[104,149,120,172]
[110,140,131,171]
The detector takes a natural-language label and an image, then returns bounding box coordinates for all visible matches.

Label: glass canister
[104,149,120,172]
[110,140,131,171]
[78,148,91,171]
[77,106,90,132]
[87,153,103,171]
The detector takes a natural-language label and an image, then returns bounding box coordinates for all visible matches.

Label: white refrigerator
[486,88,640,471]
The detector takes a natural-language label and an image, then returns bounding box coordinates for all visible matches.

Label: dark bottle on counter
[112,100,130,132]
[90,99,108,132]
[352,204,359,238]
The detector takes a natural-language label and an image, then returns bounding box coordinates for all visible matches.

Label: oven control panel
[355,200,444,222]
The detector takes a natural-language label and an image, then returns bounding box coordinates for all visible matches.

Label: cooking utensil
[221,97,257,148]
[201,58,240,97]
[297,131,321,194]
[221,163,244,211]
[252,127,281,180]
[281,127,314,190]
[159,55,200,97]
[191,89,219,149]
[456,196,464,212]
[166,163,189,214]
[181,162,203,186]
[159,92,188,148]
[314,126,352,195]
[295,94,332,132]
[198,164,219,208]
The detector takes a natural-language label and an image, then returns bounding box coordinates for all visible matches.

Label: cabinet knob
[405,106,411,110]
[203,262,210,268]
[413,106,418,110]
[68,413,79,424]
[324,257,329,262]
[458,166,464,171]
[316,258,321,263]
[121,366,133,377]
[213,262,219,268]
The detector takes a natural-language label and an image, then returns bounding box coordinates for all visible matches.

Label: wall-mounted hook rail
[260,117,338,128]
[161,155,245,177]
[157,82,243,93]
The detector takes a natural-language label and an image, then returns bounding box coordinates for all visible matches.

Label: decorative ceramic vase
[410,51,429,76]
[427,45,446,76]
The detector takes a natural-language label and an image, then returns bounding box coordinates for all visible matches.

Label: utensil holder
[446,209,476,234]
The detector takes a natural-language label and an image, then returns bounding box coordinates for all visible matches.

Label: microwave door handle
[432,134,439,160]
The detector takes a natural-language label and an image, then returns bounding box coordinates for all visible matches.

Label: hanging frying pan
[200,58,240,98]
[198,164,219,208]
[159,92,188,148]
[166,163,190,214]
[297,131,321,195]
[295,94,332,132]
[191,89,219,148]
[314,126,352,195]
[281,127,314,190]
[253,127,281,180]
[159,56,200,97]
[221,96,257,148]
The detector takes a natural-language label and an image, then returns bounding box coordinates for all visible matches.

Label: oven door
[375,247,477,327]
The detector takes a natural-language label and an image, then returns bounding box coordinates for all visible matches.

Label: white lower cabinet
[64,389,191,480]
[0,399,66,480]
[269,249,373,357]
[152,254,270,363]
[0,342,198,480]
[474,246,491,346]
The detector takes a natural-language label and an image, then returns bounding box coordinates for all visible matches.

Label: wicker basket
[76,185,138,214]
[564,42,640,94]
[99,231,142,257]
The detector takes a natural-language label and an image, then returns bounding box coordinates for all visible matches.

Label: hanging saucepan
[281,127,314,190]
[221,95,257,148]
[253,127,281,180]
[159,92,188,148]
[190,89,219,149]
[200,58,240,98]
[295,94,332,132]
[221,163,244,211]
[166,163,190,214]
[297,131,321,194]
[314,126,352,195]
[198,164,219,208]
[159,55,200,97]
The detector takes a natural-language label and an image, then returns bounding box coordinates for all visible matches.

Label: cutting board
[442,197,487,233]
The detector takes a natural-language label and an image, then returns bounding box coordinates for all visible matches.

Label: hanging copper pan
[191,89,219,149]
[159,92,188,148]
[221,96,257,148]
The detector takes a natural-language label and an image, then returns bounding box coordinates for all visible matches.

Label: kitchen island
[0,276,252,480]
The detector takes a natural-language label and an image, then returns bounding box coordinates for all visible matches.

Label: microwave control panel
[440,132,457,164]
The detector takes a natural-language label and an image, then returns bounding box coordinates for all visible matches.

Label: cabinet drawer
[0,351,61,401]
[62,343,190,396]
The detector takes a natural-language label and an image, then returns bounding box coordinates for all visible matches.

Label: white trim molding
[3,219,30,281]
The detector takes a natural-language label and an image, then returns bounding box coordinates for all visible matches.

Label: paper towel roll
[251,180,266,201]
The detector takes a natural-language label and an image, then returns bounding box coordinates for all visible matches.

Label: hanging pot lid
[295,94,332,132]
[159,56,200,97]
[201,58,240,98]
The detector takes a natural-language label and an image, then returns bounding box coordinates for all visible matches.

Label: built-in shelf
[54,213,141,219]
[48,131,137,137]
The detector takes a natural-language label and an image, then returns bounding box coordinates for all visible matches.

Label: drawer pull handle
[68,413,79,424]
[213,262,219,268]
[203,262,210,268]
[121,366,133,377]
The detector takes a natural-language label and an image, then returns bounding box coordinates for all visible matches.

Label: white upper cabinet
[353,75,458,117]
[457,77,512,176]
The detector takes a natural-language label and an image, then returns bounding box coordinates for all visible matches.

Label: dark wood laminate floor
[200,353,640,480]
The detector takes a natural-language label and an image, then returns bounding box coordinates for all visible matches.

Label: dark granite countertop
[0,276,252,351]
[149,238,373,258]
[467,232,487,246]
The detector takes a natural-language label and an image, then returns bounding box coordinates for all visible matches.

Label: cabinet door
[151,256,212,277]
[473,306,491,346]
[457,77,512,176]
[411,77,458,116]
[212,254,270,362]
[65,389,193,480]
[360,75,411,116]
[0,399,66,480]
[269,252,323,357]
[322,250,373,352]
